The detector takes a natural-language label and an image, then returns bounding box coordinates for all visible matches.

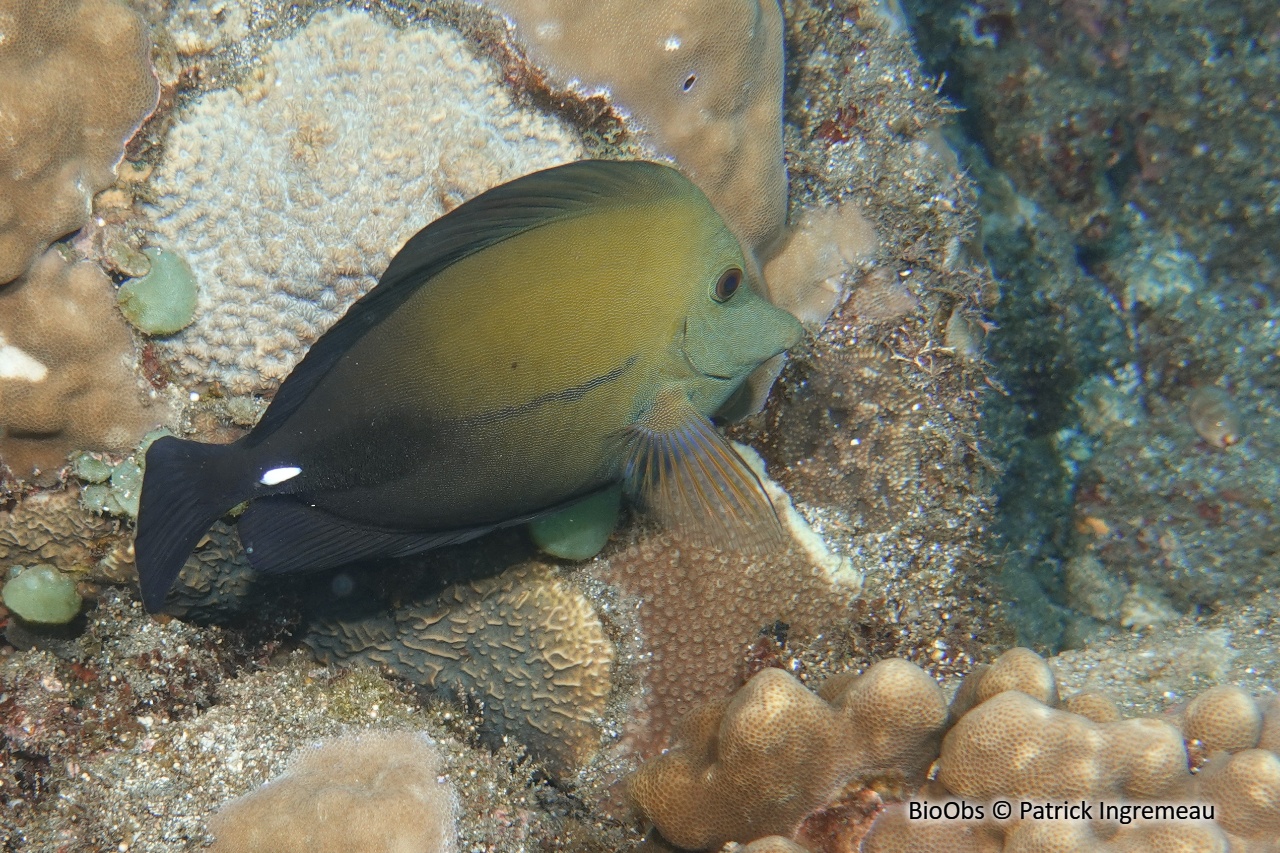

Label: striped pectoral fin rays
[622,390,786,553]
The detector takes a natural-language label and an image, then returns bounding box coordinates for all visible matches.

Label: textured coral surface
[208,731,458,853]
[0,250,169,481]
[308,561,614,776]
[629,661,947,849]
[147,7,584,393]
[0,0,158,284]
[486,0,786,257]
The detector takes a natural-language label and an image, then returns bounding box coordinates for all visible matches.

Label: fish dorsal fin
[622,388,785,552]
[252,160,692,437]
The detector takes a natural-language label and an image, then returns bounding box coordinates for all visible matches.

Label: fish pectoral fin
[237,496,492,574]
[622,391,785,553]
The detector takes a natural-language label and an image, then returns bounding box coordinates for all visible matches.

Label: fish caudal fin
[134,436,245,612]
[623,390,785,553]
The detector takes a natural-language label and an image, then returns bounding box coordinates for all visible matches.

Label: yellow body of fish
[134,160,803,611]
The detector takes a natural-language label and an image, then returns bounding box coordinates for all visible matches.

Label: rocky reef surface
[1,0,1276,851]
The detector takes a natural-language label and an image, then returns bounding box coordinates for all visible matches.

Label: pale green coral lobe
[116,248,198,335]
[528,485,623,560]
[2,565,83,625]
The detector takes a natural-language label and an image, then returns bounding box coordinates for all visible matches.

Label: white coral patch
[0,335,49,382]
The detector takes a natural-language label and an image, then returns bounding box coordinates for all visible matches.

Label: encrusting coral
[307,562,614,777]
[0,0,158,284]
[208,730,458,853]
[628,661,947,850]
[0,250,169,482]
[146,7,584,394]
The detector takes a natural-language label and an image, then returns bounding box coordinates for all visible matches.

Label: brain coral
[146,7,584,393]
[628,661,947,850]
[307,562,612,777]
[0,0,158,284]
[0,250,169,481]
[208,730,457,853]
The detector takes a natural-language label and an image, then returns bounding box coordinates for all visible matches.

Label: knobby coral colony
[631,648,1280,851]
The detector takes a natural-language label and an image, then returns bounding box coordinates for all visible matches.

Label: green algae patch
[116,247,198,335]
[3,565,83,625]
[528,485,622,560]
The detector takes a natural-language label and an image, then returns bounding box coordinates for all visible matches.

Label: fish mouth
[680,318,736,380]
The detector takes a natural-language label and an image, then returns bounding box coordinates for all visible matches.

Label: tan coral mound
[0,0,157,284]
[208,730,457,853]
[488,0,785,257]
[939,690,1189,801]
[628,661,947,850]
[588,528,852,758]
[1183,684,1264,755]
[1196,749,1280,842]
[0,250,166,481]
[867,647,1278,852]
[308,562,612,776]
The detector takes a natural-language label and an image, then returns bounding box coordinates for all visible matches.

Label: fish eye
[714,267,742,302]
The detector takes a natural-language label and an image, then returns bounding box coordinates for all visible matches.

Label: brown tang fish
[134,160,803,612]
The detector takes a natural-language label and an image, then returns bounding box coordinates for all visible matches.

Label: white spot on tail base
[260,466,301,486]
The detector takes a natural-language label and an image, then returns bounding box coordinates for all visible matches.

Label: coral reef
[0,488,122,576]
[0,589,633,852]
[145,7,584,394]
[863,646,1280,852]
[623,646,1278,851]
[902,0,1280,648]
[628,661,947,849]
[307,562,614,777]
[208,731,458,853]
[0,250,170,482]
[0,0,158,284]
[584,528,853,758]
[485,0,785,258]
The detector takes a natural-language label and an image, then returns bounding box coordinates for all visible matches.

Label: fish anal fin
[622,390,785,553]
[237,496,491,575]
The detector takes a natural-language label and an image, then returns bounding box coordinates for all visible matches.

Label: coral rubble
[0,0,158,284]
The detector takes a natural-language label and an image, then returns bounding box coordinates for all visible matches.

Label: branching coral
[0,0,157,284]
